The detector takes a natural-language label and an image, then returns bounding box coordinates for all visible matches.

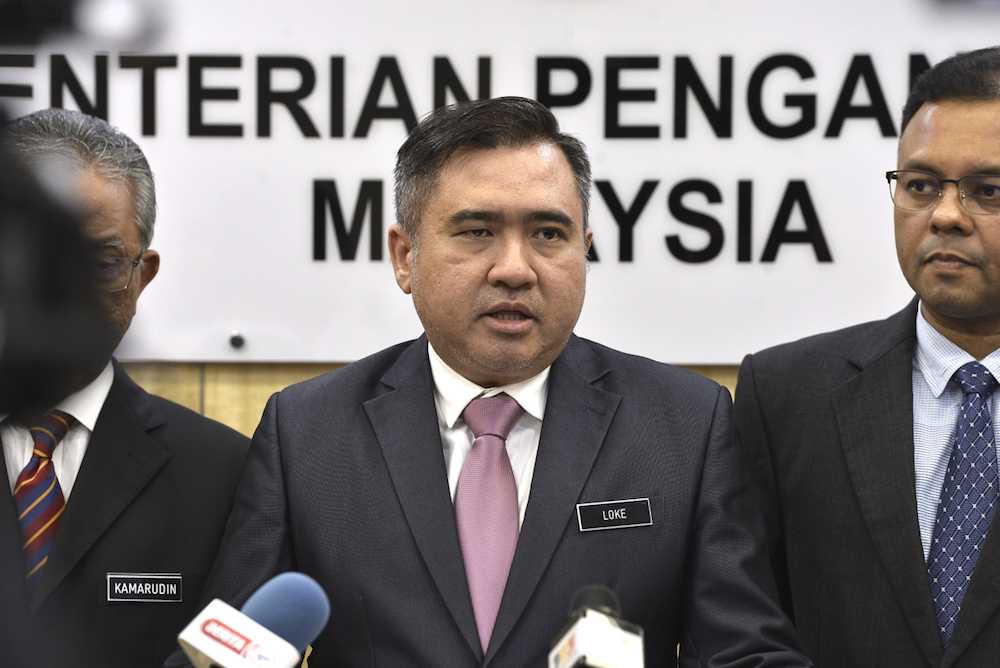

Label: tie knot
[954,361,998,398]
[24,411,76,457]
[462,394,523,440]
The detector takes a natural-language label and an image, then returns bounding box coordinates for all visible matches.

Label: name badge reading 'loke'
[576,498,652,532]
[107,573,183,602]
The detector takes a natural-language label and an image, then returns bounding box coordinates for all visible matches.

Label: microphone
[548,585,644,668]
[177,572,330,668]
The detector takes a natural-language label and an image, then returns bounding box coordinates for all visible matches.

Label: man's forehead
[439,143,576,193]
[902,99,1000,142]
[899,99,1000,167]
[440,148,580,212]
[66,170,140,247]
[441,140,558,167]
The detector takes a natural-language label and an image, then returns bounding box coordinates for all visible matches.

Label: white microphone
[178,572,330,668]
[548,585,645,668]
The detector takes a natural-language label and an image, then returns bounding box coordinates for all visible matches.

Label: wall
[5,0,981,365]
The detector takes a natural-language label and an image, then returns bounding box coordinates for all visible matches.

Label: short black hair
[393,96,591,237]
[901,47,1000,134]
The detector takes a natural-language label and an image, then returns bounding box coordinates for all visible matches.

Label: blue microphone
[240,572,331,654]
[178,572,331,668]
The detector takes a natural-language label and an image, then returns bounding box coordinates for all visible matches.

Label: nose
[488,234,537,290]
[929,181,974,234]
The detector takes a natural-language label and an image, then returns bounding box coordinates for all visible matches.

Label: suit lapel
[32,364,169,613]
[833,301,943,667]
[0,445,31,626]
[363,339,482,660]
[486,337,620,663]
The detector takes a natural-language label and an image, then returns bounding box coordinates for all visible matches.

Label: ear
[137,249,160,294]
[584,227,593,254]
[387,224,414,294]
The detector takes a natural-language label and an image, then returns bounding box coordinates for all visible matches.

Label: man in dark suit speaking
[735,48,1000,668]
[177,96,809,667]
[0,109,250,668]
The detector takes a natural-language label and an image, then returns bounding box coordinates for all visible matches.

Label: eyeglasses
[886,170,1000,215]
[93,253,142,292]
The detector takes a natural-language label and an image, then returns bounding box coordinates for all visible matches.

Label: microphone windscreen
[240,572,331,654]
[569,584,621,617]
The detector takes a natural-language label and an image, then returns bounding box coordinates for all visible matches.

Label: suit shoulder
[574,337,724,401]
[736,303,917,408]
[148,393,249,444]
[112,364,250,461]
[753,321,877,361]
[134,393,251,468]
[747,305,914,370]
[271,339,416,407]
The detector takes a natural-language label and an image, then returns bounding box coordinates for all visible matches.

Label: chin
[922,295,996,321]
[479,353,554,384]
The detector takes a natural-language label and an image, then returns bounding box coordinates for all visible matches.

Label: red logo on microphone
[201,618,252,654]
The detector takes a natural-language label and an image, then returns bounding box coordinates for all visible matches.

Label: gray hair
[3,108,156,250]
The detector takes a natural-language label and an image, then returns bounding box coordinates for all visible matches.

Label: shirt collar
[915,303,1000,397]
[427,341,549,428]
[0,361,113,431]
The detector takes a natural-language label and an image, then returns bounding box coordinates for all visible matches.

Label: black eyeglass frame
[885,169,1000,215]
[96,252,143,293]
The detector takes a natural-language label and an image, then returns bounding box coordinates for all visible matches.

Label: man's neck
[921,304,1000,360]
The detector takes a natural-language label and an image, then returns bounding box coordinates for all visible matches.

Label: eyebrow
[902,161,1000,177]
[95,238,127,252]
[448,208,577,228]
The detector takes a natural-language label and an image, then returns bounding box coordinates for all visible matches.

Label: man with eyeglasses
[735,47,1000,668]
[0,108,249,668]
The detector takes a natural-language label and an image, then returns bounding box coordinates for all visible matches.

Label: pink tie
[455,394,523,653]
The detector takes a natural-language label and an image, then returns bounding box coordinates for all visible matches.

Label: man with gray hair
[0,108,249,668]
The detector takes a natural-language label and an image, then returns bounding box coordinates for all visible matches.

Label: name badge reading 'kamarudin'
[106,573,183,602]
[576,498,653,532]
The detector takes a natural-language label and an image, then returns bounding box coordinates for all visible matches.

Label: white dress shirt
[427,342,548,528]
[1,362,114,500]
[912,307,1000,560]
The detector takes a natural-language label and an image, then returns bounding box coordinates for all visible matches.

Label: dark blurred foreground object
[0,0,164,46]
[549,586,644,668]
[0,140,110,413]
[0,0,74,44]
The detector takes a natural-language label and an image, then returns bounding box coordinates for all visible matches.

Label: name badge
[576,498,652,532]
[106,573,183,603]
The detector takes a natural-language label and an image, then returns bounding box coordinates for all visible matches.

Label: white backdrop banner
[2,0,995,363]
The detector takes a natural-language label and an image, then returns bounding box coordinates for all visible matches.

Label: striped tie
[14,411,75,593]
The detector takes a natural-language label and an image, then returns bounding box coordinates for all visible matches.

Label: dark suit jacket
[0,360,250,668]
[177,335,808,667]
[734,299,1000,668]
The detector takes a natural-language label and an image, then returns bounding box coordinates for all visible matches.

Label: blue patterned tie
[928,361,999,646]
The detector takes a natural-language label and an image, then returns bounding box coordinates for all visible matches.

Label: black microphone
[177,572,330,668]
[548,585,644,668]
